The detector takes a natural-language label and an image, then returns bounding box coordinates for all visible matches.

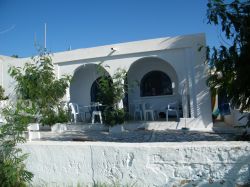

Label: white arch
[69,63,110,106]
[127,57,179,93]
[127,57,181,118]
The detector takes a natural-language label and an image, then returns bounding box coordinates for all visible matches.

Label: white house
[0,33,213,130]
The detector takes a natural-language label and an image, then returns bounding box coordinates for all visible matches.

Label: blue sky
[0,0,221,57]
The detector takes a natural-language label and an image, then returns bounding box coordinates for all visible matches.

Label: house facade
[0,33,213,130]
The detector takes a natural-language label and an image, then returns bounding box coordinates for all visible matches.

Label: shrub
[103,107,126,127]
[40,106,70,126]
[0,102,34,186]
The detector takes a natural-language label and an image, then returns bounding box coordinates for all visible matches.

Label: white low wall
[20,141,250,186]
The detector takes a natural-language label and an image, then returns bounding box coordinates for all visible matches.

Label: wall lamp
[111,47,118,51]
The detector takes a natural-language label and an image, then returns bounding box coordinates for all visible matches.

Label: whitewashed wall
[0,56,30,100]
[0,34,213,129]
[20,141,250,186]
[56,34,212,128]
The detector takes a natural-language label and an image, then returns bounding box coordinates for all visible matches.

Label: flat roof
[1,33,205,64]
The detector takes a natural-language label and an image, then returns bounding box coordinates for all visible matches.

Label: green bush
[103,107,126,127]
[40,106,70,126]
[0,102,34,186]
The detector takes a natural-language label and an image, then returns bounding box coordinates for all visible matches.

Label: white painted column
[182,79,189,118]
[184,48,198,118]
[116,79,124,109]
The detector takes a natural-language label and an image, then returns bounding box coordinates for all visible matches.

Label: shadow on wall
[180,154,250,187]
[195,63,213,128]
[160,34,212,128]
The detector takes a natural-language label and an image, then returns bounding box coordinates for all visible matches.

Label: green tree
[0,48,71,186]
[8,49,71,125]
[11,54,19,58]
[206,0,250,112]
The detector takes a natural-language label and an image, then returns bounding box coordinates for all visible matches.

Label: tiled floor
[39,128,236,142]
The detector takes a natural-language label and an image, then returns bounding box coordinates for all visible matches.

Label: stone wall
[20,141,250,186]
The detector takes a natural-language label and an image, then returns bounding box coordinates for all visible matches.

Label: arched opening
[123,73,129,112]
[127,57,180,119]
[91,77,102,102]
[140,71,173,97]
[69,64,110,106]
[90,76,112,103]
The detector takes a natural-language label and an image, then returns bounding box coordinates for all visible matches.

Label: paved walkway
[39,128,236,142]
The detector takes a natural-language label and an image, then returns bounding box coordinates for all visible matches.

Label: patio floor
[36,121,240,142]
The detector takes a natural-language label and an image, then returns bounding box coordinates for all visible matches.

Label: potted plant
[103,107,126,133]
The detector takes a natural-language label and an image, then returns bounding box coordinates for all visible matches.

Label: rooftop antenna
[34,32,38,50]
[34,32,36,47]
[44,23,47,49]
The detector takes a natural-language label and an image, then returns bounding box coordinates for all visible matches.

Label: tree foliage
[96,65,127,126]
[0,48,71,185]
[207,0,250,112]
[0,102,34,186]
[8,50,71,125]
[0,86,8,100]
[97,67,126,108]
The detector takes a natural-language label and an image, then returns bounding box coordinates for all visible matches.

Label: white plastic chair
[27,123,40,141]
[133,103,143,120]
[142,103,155,121]
[91,102,103,124]
[68,103,84,123]
[166,102,179,121]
